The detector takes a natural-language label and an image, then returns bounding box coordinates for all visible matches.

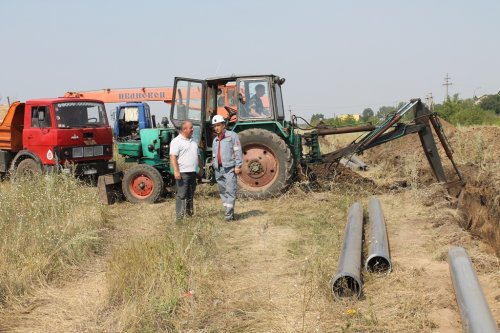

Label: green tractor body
[116,74,318,203]
[114,74,458,204]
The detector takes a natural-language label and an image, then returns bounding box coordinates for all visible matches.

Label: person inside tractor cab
[248,84,269,118]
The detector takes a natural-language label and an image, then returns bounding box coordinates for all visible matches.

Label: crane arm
[64,87,174,103]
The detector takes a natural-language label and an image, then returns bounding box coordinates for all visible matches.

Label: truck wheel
[15,158,41,178]
[122,164,164,203]
[238,128,293,199]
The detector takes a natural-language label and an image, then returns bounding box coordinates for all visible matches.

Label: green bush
[435,95,500,126]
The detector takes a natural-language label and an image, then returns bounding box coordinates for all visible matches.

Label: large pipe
[340,157,364,171]
[331,202,364,299]
[448,247,498,333]
[349,154,368,171]
[365,198,392,273]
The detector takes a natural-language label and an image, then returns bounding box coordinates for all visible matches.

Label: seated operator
[248,84,269,118]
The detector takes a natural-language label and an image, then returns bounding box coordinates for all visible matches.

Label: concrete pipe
[331,202,364,299]
[349,155,369,171]
[340,158,364,171]
[448,247,498,333]
[365,198,392,273]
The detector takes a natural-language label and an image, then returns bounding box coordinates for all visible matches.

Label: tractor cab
[169,75,295,199]
[169,75,287,148]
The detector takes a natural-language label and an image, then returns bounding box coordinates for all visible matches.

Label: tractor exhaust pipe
[331,202,363,299]
[365,199,392,273]
[448,247,498,333]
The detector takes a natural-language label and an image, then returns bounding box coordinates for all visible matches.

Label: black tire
[238,128,293,199]
[15,158,42,178]
[122,164,164,203]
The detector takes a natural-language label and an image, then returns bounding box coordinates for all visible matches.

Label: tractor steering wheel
[224,106,238,119]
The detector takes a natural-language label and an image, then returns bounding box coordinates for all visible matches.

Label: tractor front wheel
[238,128,293,199]
[122,164,164,203]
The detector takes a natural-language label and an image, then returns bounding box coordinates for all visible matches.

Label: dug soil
[361,123,500,256]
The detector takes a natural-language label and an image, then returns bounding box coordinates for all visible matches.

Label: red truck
[0,98,116,178]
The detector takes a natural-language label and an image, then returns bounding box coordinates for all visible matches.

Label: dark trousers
[175,172,197,219]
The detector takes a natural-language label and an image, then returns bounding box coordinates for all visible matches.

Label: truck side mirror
[111,110,116,121]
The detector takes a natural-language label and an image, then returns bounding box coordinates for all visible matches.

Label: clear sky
[1,0,499,119]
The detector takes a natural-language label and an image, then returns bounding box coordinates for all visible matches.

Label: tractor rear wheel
[15,158,42,178]
[238,128,293,199]
[122,164,164,203]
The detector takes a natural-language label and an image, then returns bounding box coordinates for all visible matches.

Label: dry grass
[100,192,221,332]
[1,125,499,331]
[0,105,8,122]
[95,185,495,332]
[0,174,109,307]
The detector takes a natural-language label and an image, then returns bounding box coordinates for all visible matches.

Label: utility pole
[425,93,434,111]
[443,73,452,101]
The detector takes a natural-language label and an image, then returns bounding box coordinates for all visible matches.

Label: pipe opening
[332,275,361,298]
[367,256,391,273]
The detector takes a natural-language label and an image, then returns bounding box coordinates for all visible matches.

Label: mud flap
[97,172,123,205]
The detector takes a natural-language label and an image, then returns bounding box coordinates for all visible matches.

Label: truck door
[170,78,206,146]
[23,105,57,164]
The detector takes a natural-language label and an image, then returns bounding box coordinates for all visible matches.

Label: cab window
[31,106,51,128]
[238,80,272,119]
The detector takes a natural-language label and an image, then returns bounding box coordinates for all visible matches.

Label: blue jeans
[175,172,197,219]
[215,166,237,220]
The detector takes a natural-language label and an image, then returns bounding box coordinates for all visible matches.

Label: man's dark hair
[255,84,265,91]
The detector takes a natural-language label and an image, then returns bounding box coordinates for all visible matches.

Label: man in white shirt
[170,121,203,220]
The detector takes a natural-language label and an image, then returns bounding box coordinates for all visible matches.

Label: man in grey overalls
[211,115,243,221]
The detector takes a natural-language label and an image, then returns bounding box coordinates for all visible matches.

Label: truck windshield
[55,102,108,128]
[119,106,139,122]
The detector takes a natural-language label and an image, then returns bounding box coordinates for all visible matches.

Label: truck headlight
[72,147,83,158]
[94,145,103,156]
[84,147,94,157]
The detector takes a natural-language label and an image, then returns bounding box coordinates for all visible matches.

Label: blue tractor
[113,102,155,140]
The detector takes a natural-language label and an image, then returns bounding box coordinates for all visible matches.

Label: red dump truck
[0,98,116,178]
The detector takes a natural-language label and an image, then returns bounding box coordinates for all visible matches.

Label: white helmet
[211,115,225,125]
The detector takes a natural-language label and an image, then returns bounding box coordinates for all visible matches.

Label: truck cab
[0,97,116,177]
[113,102,153,140]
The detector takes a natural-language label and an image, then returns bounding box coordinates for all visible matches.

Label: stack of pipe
[331,198,392,299]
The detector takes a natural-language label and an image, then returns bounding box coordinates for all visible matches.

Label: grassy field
[0,175,109,306]
[0,125,498,332]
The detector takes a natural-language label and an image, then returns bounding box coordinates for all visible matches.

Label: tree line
[310,94,500,127]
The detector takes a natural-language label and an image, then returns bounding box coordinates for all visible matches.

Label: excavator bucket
[97,172,123,205]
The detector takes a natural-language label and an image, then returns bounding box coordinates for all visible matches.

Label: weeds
[102,204,220,332]
[0,174,108,306]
